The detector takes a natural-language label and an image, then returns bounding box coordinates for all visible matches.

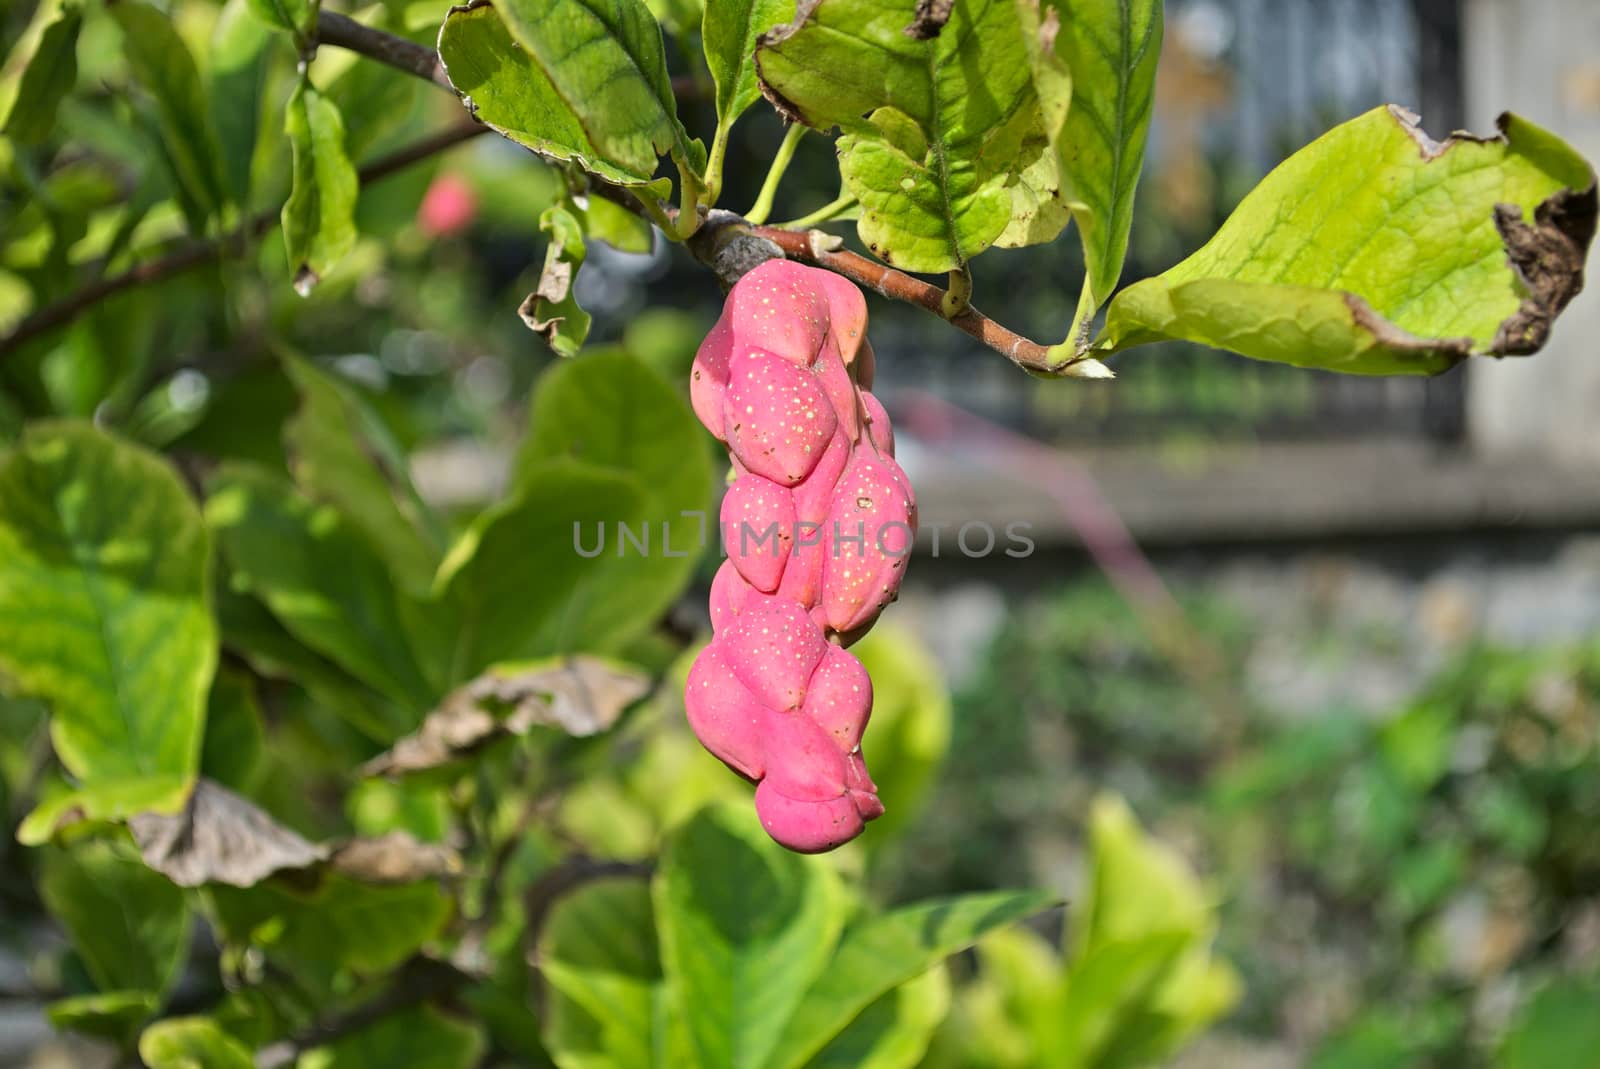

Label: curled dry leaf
[129,779,328,888]
[360,656,651,778]
[129,779,463,889]
[328,832,463,883]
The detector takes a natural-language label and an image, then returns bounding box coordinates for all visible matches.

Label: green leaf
[282,75,359,294]
[0,423,214,789]
[536,874,666,1069]
[245,0,314,36]
[519,205,593,357]
[1050,796,1240,1069]
[48,990,160,1043]
[200,669,266,793]
[1024,0,1162,350]
[205,466,436,711]
[433,460,666,676]
[0,0,67,133]
[1498,975,1600,1069]
[654,803,846,1069]
[802,964,950,1069]
[208,873,451,980]
[17,775,192,846]
[214,585,407,744]
[211,0,277,211]
[302,1007,485,1069]
[111,2,230,227]
[1098,108,1599,374]
[139,1016,256,1069]
[1,8,81,145]
[282,356,441,596]
[702,0,795,131]
[437,0,694,192]
[756,0,1063,273]
[514,347,710,602]
[40,840,192,997]
[770,889,1057,1069]
[849,626,951,848]
[577,186,658,253]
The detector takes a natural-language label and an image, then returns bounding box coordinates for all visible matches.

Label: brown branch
[254,956,477,1069]
[753,225,1058,372]
[524,855,653,1019]
[315,11,452,90]
[0,123,487,358]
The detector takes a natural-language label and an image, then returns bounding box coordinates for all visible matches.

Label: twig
[254,956,477,1069]
[315,11,451,90]
[524,855,653,1018]
[753,226,1059,373]
[0,122,487,357]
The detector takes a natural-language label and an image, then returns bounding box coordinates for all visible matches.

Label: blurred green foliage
[896,576,1600,1067]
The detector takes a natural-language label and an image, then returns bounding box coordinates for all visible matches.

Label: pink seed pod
[722,473,795,593]
[720,598,829,711]
[814,337,860,442]
[859,390,894,457]
[813,270,869,367]
[801,645,873,750]
[721,260,834,369]
[687,260,912,854]
[754,778,868,854]
[789,426,852,525]
[822,452,917,635]
[758,705,852,803]
[684,644,766,780]
[724,348,838,486]
[690,315,735,439]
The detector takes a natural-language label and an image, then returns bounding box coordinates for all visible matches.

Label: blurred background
[5,0,1600,1065]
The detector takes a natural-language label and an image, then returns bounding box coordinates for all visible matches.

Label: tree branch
[752,226,1061,373]
[0,122,487,358]
[316,11,452,90]
[254,956,477,1069]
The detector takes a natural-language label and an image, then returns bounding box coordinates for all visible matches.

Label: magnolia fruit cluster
[685,259,916,853]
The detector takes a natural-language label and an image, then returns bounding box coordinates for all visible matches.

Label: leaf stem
[755,226,1070,375]
[772,193,857,230]
[744,124,808,226]
[941,264,973,318]
[703,121,732,207]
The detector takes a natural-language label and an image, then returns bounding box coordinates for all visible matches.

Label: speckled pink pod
[860,390,894,457]
[802,645,873,751]
[686,260,912,853]
[822,452,917,635]
[720,598,828,711]
[724,348,838,486]
[754,778,867,854]
[722,473,795,593]
[684,644,766,780]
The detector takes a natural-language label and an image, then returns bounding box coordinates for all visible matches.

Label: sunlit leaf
[1,7,81,145]
[756,0,1064,272]
[438,0,696,193]
[655,803,846,1069]
[282,75,359,294]
[1098,108,1598,374]
[0,424,213,791]
[1022,0,1162,350]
